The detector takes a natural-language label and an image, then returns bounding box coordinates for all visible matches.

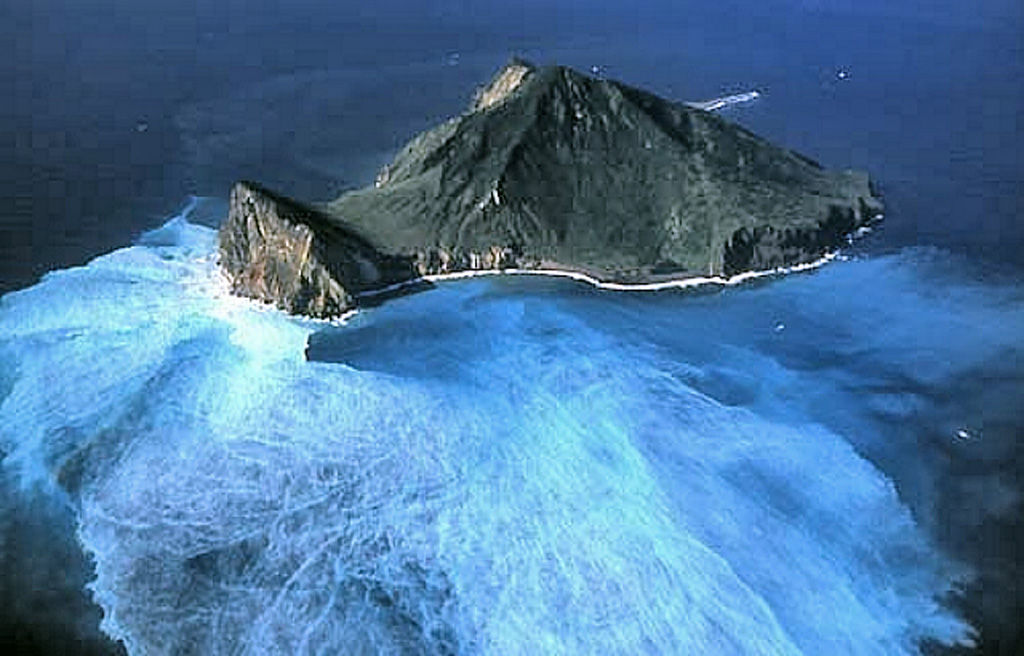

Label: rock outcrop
[218,182,414,317]
[471,56,535,111]
[220,59,883,317]
[722,200,875,276]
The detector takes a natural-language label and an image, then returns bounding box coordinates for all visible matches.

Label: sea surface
[3,1,1022,654]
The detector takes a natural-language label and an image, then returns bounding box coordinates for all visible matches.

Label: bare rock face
[218,182,414,318]
[471,57,535,111]
[722,200,875,275]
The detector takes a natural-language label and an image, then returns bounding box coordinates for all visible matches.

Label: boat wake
[685,90,762,111]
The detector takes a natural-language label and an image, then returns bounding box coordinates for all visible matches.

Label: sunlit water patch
[3,208,1022,654]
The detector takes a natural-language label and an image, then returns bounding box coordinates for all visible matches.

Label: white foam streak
[685,90,762,112]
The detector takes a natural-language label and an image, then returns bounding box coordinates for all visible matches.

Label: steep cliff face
[328,59,882,281]
[218,182,414,318]
[722,200,876,276]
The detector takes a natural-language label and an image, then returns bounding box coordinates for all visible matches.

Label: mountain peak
[471,57,537,112]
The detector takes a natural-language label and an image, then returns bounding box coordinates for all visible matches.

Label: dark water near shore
[3,1,1022,653]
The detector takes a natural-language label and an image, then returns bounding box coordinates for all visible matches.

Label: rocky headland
[218,181,414,317]
[219,58,882,318]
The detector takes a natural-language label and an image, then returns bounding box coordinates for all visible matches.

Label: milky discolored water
[2,204,1021,654]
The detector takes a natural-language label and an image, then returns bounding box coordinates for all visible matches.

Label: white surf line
[357,250,841,301]
[685,90,761,112]
[199,249,845,327]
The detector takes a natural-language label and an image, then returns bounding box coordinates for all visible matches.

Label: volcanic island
[218,58,883,318]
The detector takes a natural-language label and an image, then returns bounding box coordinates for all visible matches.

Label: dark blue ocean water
[3,1,1022,653]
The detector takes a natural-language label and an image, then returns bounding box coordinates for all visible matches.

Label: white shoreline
[357,250,841,301]
[206,252,841,330]
[201,215,878,324]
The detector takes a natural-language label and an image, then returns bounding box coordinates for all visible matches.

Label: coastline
[356,249,843,303]
[199,246,846,331]
[196,237,850,331]
[170,192,871,324]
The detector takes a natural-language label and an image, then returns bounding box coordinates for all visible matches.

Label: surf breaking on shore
[165,198,878,325]
[357,248,848,302]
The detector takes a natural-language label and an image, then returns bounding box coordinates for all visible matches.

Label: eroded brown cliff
[218,182,414,318]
